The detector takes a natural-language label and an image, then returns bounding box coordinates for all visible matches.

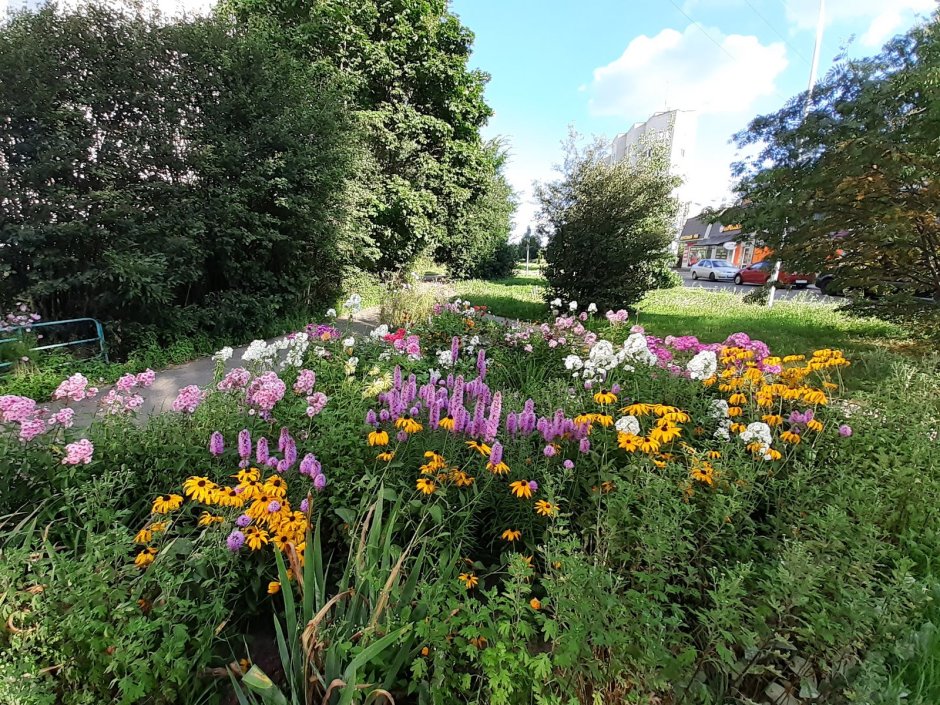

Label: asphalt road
[678,270,826,302]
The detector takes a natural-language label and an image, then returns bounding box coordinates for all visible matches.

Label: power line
[742,0,811,66]
[666,0,740,64]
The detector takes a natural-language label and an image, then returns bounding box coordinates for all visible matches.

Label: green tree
[517,227,542,264]
[223,0,507,274]
[537,135,679,310]
[721,13,940,301]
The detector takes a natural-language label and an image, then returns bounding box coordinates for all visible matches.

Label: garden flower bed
[0,301,937,705]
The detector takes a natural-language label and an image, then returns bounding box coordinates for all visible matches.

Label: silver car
[690,259,739,282]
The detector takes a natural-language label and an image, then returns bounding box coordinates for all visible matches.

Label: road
[677,270,825,302]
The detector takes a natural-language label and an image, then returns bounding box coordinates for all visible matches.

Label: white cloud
[588,25,788,118]
[784,0,934,40]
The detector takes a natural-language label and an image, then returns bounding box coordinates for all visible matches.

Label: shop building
[679,212,771,269]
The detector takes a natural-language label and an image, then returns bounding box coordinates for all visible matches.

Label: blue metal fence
[0,317,108,372]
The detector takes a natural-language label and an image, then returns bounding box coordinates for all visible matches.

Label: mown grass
[452,270,547,321]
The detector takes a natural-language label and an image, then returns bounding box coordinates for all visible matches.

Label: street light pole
[768,0,825,308]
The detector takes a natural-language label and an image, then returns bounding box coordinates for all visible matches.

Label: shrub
[538,133,680,311]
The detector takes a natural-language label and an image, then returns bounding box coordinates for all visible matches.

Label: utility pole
[768,0,825,308]
[526,241,530,273]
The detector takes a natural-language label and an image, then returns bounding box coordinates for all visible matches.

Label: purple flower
[171,385,205,414]
[313,473,327,491]
[579,438,590,454]
[278,427,290,452]
[397,430,409,442]
[226,530,245,552]
[265,457,279,468]
[366,409,378,427]
[543,444,556,457]
[267,500,282,513]
[379,409,390,423]
[300,498,310,513]
[476,349,487,379]
[528,480,538,491]
[611,383,621,394]
[277,458,290,473]
[238,429,251,460]
[451,336,460,365]
[236,514,252,527]
[209,431,225,457]
[584,380,593,390]
[839,424,853,437]
[299,453,321,477]
[489,441,503,466]
[256,437,269,464]
[563,459,574,470]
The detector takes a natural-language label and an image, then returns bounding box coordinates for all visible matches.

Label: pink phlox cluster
[306,392,329,417]
[62,438,94,465]
[171,385,206,414]
[53,373,97,402]
[294,369,316,395]
[218,367,251,391]
[246,372,287,412]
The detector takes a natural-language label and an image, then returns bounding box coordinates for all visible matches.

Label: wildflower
[171,385,205,414]
[638,437,661,454]
[529,598,541,610]
[621,402,653,416]
[510,481,533,499]
[501,529,521,542]
[587,303,597,313]
[466,440,492,457]
[438,415,455,430]
[62,439,94,465]
[267,581,281,595]
[706,450,721,460]
[152,494,183,514]
[264,475,287,498]
[803,389,828,405]
[690,465,715,485]
[728,393,747,405]
[226,530,246,552]
[198,512,224,526]
[766,448,783,460]
[451,469,474,487]
[839,424,853,437]
[594,388,617,405]
[780,430,802,445]
[244,526,269,551]
[563,459,574,470]
[314,473,328,491]
[134,527,152,544]
[762,414,783,427]
[458,572,478,589]
[727,406,743,417]
[807,419,824,432]
[377,451,396,462]
[395,415,423,434]
[687,350,718,381]
[305,392,329,417]
[183,476,217,504]
[135,548,158,569]
[534,500,558,517]
[416,477,437,495]
[579,438,591,453]
[209,432,225,457]
[486,442,509,475]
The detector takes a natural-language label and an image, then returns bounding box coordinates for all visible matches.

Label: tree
[223,0,509,274]
[720,13,940,301]
[517,227,542,263]
[537,134,680,310]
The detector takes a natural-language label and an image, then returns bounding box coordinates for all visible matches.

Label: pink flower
[171,385,206,414]
[305,392,329,417]
[53,373,96,402]
[19,418,47,442]
[523,344,533,353]
[48,408,75,428]
[136,369,156,387]
[62,438,94,465]
[218,367,251,392]
[115,373,138,393]
[0,395,37,423]
[246,372,287,412]
[293,369,316,395]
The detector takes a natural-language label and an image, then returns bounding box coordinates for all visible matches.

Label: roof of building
[681,212,745,245]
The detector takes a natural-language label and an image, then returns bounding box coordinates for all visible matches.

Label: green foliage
[0,5,361,354]
[452,272,548,321]
[538,133,681,311]
[721,11,940,304]
[515,227,543,264]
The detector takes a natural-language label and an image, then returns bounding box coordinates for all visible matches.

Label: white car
[690,259,739,282]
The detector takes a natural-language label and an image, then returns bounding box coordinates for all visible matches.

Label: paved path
[67,308,382,424]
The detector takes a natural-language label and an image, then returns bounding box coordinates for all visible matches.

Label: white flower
[714,420,732,441]
[243,339,277,366]
[687,350,718,381]
[739,422,772,456]
[568,300,578,311]
[378,350,391,361]
[709,399,729,418]
[343,293,362,312]
[621,334,658,367]
[344,356,359,375]
[550,298,562,308]
[615,415,641,435]
[342,337,355,348]
[283,336,309,369]
[587,303,597,313]
[563,355,583,371]
[212,346,234,363]
[469,335,480,347]
[370,324,389,339]
[326,308,337,318]
[437,349,455,367]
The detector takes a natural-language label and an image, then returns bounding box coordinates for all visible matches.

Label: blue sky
[449,0,935,237]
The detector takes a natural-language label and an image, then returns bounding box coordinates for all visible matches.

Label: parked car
[690,259,739,281]
[733,261,815,288]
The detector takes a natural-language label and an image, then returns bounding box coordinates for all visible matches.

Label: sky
[448,0,936,238]
[3,0,934,238]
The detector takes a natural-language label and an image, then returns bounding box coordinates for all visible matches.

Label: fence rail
[0,317,108,372]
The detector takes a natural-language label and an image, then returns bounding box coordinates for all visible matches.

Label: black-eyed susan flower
[780,430,802,445]
[529,597,541,610]
[238,479,263,499]
[534,500,558,517]
[621,402,653,416]
[728,393,747,405]
[458,572,478,589]
[234,467,260,484]
[368,429,389,446]
[593,389,617,405]
[416,477,437,495]
[438,415,455,431]
[649,424,681,444]
[183,476,216,504]
[272,533,293,552]
[263,476,287,498]
[152,494,183,514]
[802,389,828,405]
[215,486,246,508]
[134,527,152,544]
[395,415,423,433]
[727,406,743,418]
[244,526,269,550]
[510,481,533,499]
[149,521,168,533]
[198,512,224,527]
[501,529,521,542]
[134,547,158,568]
[690,465,715,485]
[761,414,783,427]
[451,469,474,487]
[618,432,641,452]
[766,448,782,460]
[638,437,661,454]
[807,419,823,432]
[377,451,396,462]
[706,450,721,460]
[466,440,492,457]
[267,581,281,595]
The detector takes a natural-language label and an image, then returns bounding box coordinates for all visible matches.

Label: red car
[734,261,816,288]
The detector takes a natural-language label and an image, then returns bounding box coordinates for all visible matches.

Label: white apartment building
[609,109,697,256]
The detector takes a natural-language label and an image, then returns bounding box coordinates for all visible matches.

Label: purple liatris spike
[397,430,409,442]
[409,405,420,417]
[299,453,318,476]
[278,426,290,452]
[379,409,390,423]
[238,429,251,459]
[236,514,252,527]
[487,392,502,431]
[393,365,402,390]
[299,498,310,513]
[507,412,518,436]
[366,409,377,427]
[209,431,224,456]
[472,400,486,437]
[284,438,296,467]
[543,445,556,457]
[476,349,487,379]
[451,336,460,365]
[256,437,269,464]
[313,473,327,491]
[489,441,503,466]
[226,530,245,552]
[266,457,279,468]
[528,480,538,491]
[277,458,290,473]
[429,400,441,429]
[579,438,590,454]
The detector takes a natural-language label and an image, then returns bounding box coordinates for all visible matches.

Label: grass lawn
[451,275,933,392]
